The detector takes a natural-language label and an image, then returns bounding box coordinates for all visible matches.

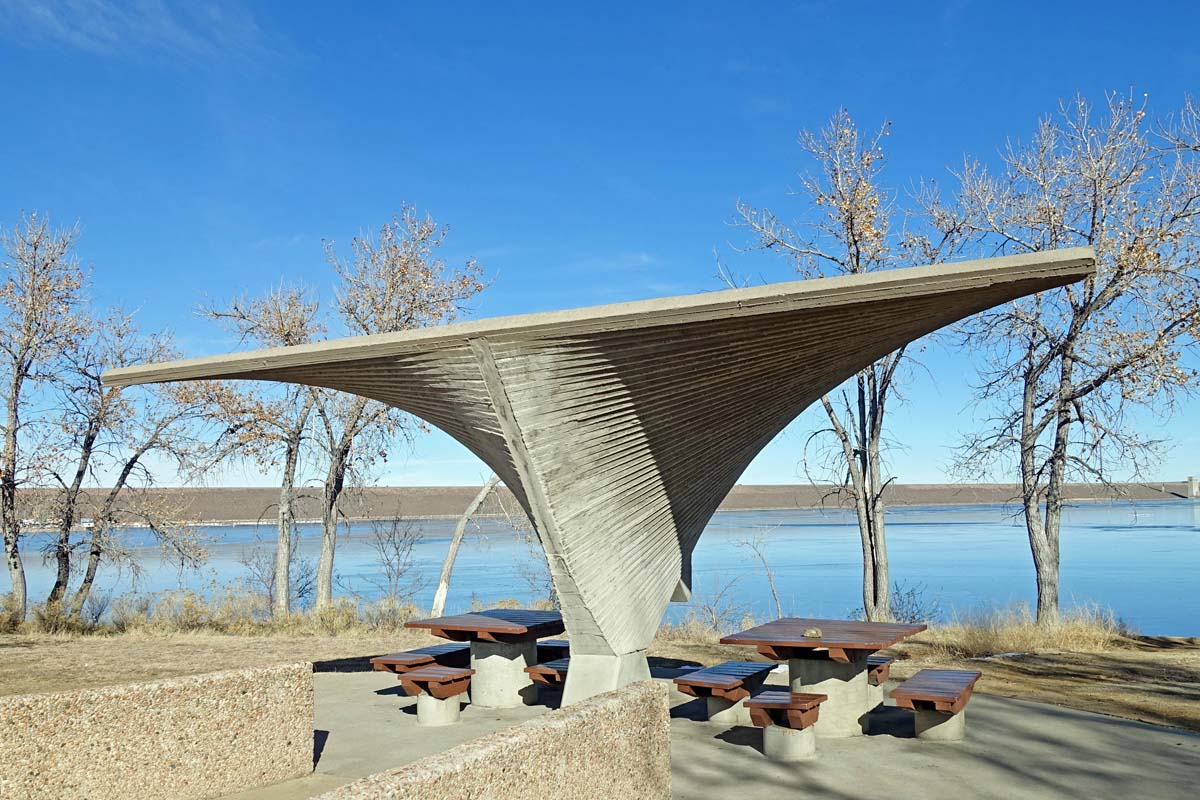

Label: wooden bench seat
[398,665,474,700]
[890,668,982,741]
[397,665,474,726]
[524,657,569,686]
[673,661,775,702]
[890,669,981,714]
[744,691,828,730]
[370,643,470,674]
[744,691,828,762]
[537,639,570,662]
[866,654,894,686]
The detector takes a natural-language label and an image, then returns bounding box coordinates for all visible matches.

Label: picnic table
[406,609,565,709]
[721,617,926,737]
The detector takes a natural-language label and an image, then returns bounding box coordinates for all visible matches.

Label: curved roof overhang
[103,247,1095,700]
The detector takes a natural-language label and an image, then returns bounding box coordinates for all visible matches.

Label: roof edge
[103,247,1095,387]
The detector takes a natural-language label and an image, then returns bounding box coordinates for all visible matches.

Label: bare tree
[312,205,485,609]
[237,528,316,612]
[733,110,963,621]
[365,516,423,602]
[431,475,500,616]
[735,528,784,619]
[0,214,88,620]
[40,309,209,615]
[925,93,1200,623]
[204,284,323,618]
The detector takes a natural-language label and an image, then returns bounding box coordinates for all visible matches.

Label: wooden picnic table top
[720,617,926,662]
[406,608,565,642]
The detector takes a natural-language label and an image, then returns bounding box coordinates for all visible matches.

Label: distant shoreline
[18,481,1191,527]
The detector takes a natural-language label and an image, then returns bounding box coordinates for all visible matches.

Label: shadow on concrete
[669,697,707,721]
[714,725,763,754]
[312,730,329,768]
[313,655,378,673]
[649,656,703,680]
[862,705,915,738]
[671,690,1200,800]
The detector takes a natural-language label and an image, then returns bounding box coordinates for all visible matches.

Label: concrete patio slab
[222,670,1200,799]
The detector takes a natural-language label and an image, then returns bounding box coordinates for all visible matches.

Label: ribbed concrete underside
[104,249,1095,700]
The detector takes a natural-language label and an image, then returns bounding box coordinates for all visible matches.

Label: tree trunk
[1018,361,1072,627]
[273,399,311,618]
[315,442,351,611]
[67,528,104,620]
[48,424,101,608]
[431,475,500,617]
[2,374,26,620]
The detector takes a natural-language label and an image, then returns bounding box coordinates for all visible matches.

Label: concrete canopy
[103,248,1095,703]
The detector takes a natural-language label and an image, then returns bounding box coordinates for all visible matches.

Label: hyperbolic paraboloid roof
[104,247,1095,702]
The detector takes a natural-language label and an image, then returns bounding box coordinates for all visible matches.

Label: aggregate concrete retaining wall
[316,680,671,800]
[0,662,313,800]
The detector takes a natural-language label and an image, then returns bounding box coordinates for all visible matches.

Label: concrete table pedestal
[470,640,539,709]
[789,653,870,738]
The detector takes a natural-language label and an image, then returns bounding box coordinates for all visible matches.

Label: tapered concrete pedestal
[915,708,967,741]
[560,651,651,706]
[763,725,817,762]
[470,640,537,709]
[707,696,753,726]
[790,653,868,738]
[416,693,462,726]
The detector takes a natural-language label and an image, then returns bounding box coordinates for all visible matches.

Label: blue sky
[1,1,1197,486]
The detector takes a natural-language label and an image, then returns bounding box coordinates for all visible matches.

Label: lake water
[8,500,1200,635]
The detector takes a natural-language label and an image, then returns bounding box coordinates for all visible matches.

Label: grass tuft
[920,603,1132,659]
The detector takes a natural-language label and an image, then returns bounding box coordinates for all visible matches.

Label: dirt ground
[3,631,1198,734]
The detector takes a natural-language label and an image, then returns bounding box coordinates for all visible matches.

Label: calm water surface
[9,500,1199,635]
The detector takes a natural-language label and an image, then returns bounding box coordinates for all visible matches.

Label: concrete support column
[789,653,869,738]
[416,693,462,726]
[706,696,752,726]
[560,651,651,706]
[915,708,966,741]
[763,725,817,762]
[470,640,537,709]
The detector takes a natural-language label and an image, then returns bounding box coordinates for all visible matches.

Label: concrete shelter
[103,248,1096,705]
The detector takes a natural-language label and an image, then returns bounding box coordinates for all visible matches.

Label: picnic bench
[890,668,981,741]
[673,661,776,725]
[744,691,828,762]
[524,658,569,687]
[398,665,475,726]
[370,643,470,674]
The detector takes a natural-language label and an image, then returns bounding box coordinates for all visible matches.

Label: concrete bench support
[745,691,828,763]
[915,707,967,741]
[763,724,817,761]
[416,692,464,726]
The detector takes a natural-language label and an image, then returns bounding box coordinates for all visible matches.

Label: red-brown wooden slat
[720,618,927,651]
[890,669,981,714]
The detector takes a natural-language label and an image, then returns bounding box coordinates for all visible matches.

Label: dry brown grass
[0,628,441,697]
[919,604,1129,659]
